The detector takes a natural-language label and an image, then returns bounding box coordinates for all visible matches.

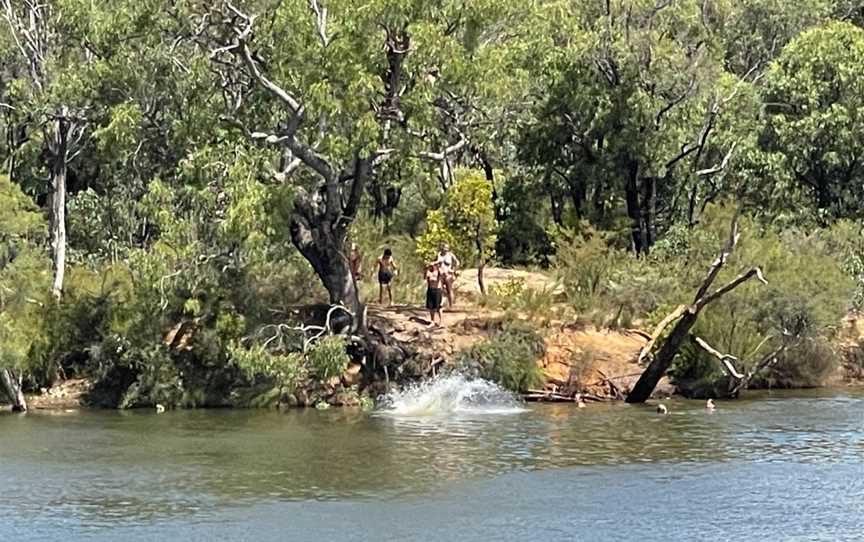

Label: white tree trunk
[50,158,67,299]
[47,114,70,300]
[1,368,27,412]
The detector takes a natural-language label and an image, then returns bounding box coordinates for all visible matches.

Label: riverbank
[6,267,864,411]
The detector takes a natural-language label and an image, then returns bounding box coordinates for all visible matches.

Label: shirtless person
[377,248,398,305]
[437,243,460,308]
[349,243,362,281]
[424,261,443,326]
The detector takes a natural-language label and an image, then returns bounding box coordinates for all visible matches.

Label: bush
[230,343,307,395]
[482,279,559,323]
[416,169,498,268]
[306,336,350,380]
[455,322,546,392]
[553,222,676,326]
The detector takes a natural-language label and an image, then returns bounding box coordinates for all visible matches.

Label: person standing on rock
[377,248,398,306]
[437,242,460,308]
[424,260,444,326]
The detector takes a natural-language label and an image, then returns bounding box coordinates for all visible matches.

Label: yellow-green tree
[418,170,498,294]
[0,175,50,411]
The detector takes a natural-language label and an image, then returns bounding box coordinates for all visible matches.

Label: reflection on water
[1,388,863,541]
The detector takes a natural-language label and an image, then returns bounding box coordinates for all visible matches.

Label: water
[2,382,863,541]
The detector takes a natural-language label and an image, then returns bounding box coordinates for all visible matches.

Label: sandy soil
[25,378,90,410]
[367,267,670,400]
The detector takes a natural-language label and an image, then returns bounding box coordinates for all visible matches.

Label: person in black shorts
[377,248,398,305]
[424,260,443,326]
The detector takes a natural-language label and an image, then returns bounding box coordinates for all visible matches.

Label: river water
[1,378,863,541]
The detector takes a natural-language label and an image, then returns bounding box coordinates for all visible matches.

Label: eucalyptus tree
[760,21,864,220]
[184,0,536,325]
[520,0,757,253]
[0,0,91,298]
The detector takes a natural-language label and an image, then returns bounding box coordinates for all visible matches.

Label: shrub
[306,336,350,380]
[482,279,559,323]
[455,322,546,392]
[416,169,498,268]
[230,343,307,395]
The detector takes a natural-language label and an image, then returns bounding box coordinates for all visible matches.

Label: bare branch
[696,141,738,177]
[692,335,745,378]
[697,266,767,309]
[638,304,688,363]
[308,0,330,47]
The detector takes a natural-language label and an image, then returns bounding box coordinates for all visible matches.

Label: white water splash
[377,374,526,416]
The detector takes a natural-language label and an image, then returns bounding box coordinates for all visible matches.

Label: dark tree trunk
[624,159,647,254]
[626,310,698,403]
[477,151,506,223]
[592,179,606,222]
[641,175,657,249]
[568,176,586,219]
[816,176,831,212]
[367,176,402,222]
[290,216,363,329]
[289,158,372,332]
[550,192,564,225]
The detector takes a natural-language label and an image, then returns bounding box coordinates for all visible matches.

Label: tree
[417,169,497,294]
[627,214,768,403]
[0,174,49,410]
[520,0,754,254]
[761,21,864,220]
[1,0,89,299]
[188,0,532,326]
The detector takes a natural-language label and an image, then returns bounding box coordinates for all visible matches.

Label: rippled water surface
[2,387,864,541]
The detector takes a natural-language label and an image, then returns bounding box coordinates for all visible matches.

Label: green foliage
[456,321,546,392]
[761,21,864,219]
[489,278,526,299]
[482,278,558,323]
[417,170,498,266]
[0,176,50,376]
[3,0,864,407]
[665,209,854,389]
[306,336,350,380]
[230,343,307,396]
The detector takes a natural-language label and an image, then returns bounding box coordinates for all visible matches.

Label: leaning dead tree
[626,214,768,403]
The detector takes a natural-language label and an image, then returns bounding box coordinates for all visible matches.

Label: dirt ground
[367,266,672,401]
[25,378,90,410]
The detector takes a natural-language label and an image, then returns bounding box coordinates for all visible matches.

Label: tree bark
[1,368,27,412]
[624,158,646,254]
[290,210,364,331]
[641,176,657,249]
[627,310,699,402]
[49,150,67,300]
[46,113,70,300]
